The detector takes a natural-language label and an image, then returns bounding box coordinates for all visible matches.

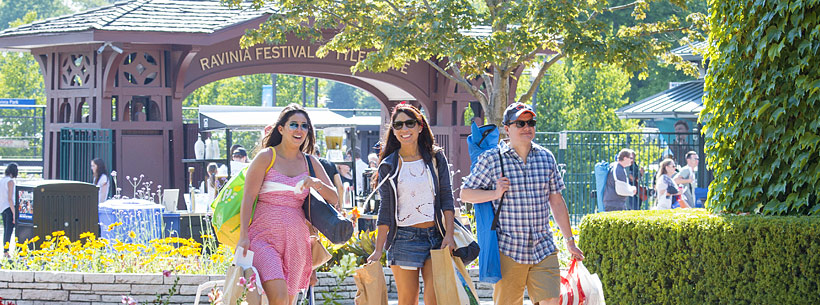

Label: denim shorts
[387,226,443,268]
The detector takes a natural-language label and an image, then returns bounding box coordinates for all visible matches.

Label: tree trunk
[486,72,511,130]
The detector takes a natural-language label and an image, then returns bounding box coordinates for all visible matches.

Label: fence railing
[59,128,114,182]
[534,131,706,225]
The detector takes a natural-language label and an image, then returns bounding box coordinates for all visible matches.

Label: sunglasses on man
[506,119,537,128]
[392,119,418,130]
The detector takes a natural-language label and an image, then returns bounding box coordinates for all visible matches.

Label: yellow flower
[27,236,40,244]
[80,232,95,239]
[107,222,123,231]
[128,231,136,239]
[45,235,51,240]
[52,231,65,237]
[200,234,212,239]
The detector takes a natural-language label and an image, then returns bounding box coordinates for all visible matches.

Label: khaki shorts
[493,251,560,305]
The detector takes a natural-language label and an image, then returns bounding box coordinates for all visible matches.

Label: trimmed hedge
[578,209,820,304]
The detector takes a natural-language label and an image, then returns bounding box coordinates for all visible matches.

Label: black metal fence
[534,131,707,225]
[59,128,114,182]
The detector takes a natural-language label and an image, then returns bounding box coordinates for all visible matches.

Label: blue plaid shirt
[462,141,564,264]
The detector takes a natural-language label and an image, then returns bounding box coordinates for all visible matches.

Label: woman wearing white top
[367,104,456,305]
[0,163,18,256]
[91,158,110,204]
[655,159,682,210]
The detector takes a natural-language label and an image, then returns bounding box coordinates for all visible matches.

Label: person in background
[603,149,637,211]
[314,146,345,211]
[348,147,368,194]
[1,163,17,257]
[367,153,379,169]
[674,151,699,208]
[367,104,455,305]
[461,102,583,305]
[626,151,645,210]
[233,147,250,163]
[91,158,111,204]
[671,120,695,166]
[230,144,244,157]
[205,163,219,199]
[655,158,686,210]
[230,148,251,176]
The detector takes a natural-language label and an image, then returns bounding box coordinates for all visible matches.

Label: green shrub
[702,0,820,215]
[578,209,820,305]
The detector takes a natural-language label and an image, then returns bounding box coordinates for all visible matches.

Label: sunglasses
[287,122,311,131]
[392,119,418,130]
[507,119,537,128]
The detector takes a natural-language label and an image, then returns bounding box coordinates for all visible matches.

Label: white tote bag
[612,165,636,196]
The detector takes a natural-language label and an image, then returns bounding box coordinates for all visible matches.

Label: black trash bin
[15,180,99,245]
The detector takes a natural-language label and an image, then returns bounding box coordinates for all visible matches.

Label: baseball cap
[503,102,536,125]
[232,148,247,157]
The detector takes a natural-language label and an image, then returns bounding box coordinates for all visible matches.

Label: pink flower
[121,295,137,305]
[247,274,256,292]
[238,277,246,287]
[162,270,172,277]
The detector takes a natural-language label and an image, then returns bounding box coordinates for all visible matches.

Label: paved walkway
[387,300,532,305]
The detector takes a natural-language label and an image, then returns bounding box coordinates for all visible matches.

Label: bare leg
[537,298,559,305]
[390,265,421,305]
[420,258,437,305]
[262,279,289,305]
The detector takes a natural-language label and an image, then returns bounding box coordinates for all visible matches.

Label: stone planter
[0,268,499,304]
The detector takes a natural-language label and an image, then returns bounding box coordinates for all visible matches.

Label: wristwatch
[565,235,576,242]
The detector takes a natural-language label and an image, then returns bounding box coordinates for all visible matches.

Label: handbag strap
[304,154,316,223]
[491,149,505,231]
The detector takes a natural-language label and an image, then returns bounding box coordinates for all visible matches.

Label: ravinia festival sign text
[198,45,409,74]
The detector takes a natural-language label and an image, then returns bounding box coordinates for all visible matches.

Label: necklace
[407,162,425,177]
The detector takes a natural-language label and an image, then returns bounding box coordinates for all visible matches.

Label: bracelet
[565,235,575,242]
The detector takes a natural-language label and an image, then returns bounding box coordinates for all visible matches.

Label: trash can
[15,180,98,245]
[98,199,164,245]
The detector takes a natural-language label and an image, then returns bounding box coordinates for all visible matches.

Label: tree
[0,0,70,30]
[231,0,705,127]
[534,60,637,132]
[183,74,327,107]
[325,82,380,109]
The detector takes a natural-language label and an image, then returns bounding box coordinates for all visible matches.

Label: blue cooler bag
[467,122,502,283]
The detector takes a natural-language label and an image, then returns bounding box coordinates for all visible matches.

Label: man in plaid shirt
[461,102,584,305]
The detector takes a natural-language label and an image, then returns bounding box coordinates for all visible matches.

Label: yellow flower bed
[2,230,232,274]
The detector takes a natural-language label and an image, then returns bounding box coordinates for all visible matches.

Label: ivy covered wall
[702,0,820,215]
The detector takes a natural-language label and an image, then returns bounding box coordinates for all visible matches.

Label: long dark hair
[91,158,108,184]
[4,163,18,178]
[254,103,315,155]
[378,104,440,164]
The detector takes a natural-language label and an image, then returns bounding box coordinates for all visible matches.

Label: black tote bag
[302,154,354,244]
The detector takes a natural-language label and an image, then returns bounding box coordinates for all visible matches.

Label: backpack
[593,161,611,213]
[211,148,275,248]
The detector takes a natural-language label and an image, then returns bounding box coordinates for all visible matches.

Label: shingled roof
[0,0,273,38]
[616,80,704,120]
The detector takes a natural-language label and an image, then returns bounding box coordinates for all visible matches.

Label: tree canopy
[534,60,637,132]
[229,0,706,126]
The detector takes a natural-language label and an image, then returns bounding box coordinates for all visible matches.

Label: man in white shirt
[674,151,699,208]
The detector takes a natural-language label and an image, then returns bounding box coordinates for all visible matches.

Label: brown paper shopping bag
[430,248,480,305]
[353,262,388,305]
